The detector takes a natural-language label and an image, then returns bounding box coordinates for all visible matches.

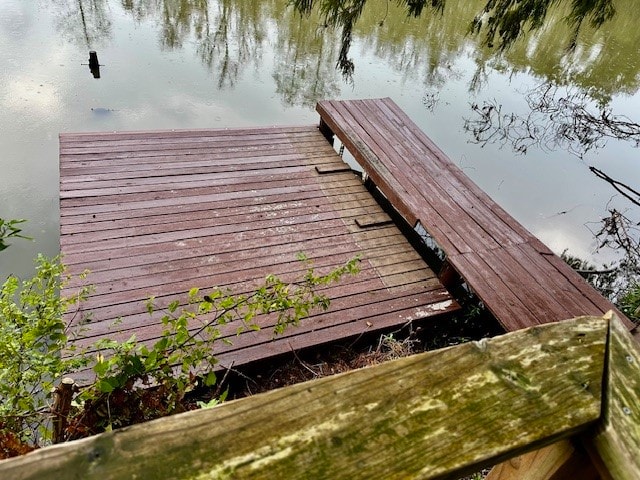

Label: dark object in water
[89,51,100,79]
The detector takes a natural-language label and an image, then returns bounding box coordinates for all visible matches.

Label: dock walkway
[317,98,633,332]
[59,124,458,382]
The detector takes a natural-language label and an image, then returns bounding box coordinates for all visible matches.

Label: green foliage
[0,218,31,252]
[619,282,640,322]
[560,249,618,300]
[0,252,360,448]
[81,255,361,427]
[0,255,90,445]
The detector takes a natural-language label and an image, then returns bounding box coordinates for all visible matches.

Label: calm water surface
[1,0,639,279]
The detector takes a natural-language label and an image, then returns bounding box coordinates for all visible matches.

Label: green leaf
[168,300,180,313]
[96,379,115,393]
[203,371,217,387]
[146,297,156,315]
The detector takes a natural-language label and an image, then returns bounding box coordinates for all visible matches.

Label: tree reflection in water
[48,0,640,102]
[465,83,640,159]
[45,0,638,302]
[52,0,112,49]
[464,83,640,302]
[291,0,616,77]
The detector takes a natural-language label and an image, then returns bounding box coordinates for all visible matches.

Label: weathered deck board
[317,98,633,332]
[60,125,459,384]
[0,316,608,480]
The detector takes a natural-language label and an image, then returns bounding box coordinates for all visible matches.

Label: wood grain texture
[486,440,599,480]
[587,313,640,480]
[59,125,459,379]
[317,98,634,331]
[0,316,607,480]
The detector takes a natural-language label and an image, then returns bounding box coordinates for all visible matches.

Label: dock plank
[317,98,633,331]
[60,125,460,381]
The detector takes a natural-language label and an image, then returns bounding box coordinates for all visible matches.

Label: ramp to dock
[317,98,634,333]
[59,125,459,383]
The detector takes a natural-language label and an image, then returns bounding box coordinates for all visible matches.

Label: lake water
[1,0,639,280]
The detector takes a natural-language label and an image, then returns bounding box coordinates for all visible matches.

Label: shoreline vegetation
[0,234,362,458]
[0,216,637,461]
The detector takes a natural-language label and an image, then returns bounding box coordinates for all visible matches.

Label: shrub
[0,255,90,453]
[0,252,361,449]
[75,254,361,433]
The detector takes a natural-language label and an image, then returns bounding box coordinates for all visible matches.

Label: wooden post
[51,378,76,444]
[88,51,100,79]
[585,313,640,479]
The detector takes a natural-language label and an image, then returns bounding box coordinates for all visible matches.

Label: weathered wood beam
[0,316,607,480]
[586,313,640,479]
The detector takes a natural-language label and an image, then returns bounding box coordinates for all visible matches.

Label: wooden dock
[59,125,459,383]
[317,98,635,333]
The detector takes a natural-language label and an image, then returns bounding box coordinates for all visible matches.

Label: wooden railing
[1,313,637,479]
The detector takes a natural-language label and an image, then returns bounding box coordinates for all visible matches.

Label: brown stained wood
[61,202,383,248]
[59,150,335,177]
[60,180,362,217]
[347,99,514,250]
[68,246,421,304]
[60,168,324,199]
[475,248,575,321]
[61,222,400,272]
[511,243,604,317]
[61,195,378,236]
[62,229,407,289]
[446,252,539,330]
[60,172,359,208]
[209,294,457,370]
[60,125,458,379]
[316,102,421,226]
[71,260,439,334]
[59,128,321,150]
[60,187,371,226]
[61,198,378,238]
[72,271,444,345]
[72,285,452,358]
[586,313,640,479]
[375,98,527,246]
[60,130,325,153]
[543,253,632,328]
[59,139,331,163]
[63,226,401,278]
[60,125,317,143]
[0,316,607,480]
[60,210,373,256]
[317,98,632,331]
[343,98,516,249]
[74,266,437,333]
[60,155,337,184]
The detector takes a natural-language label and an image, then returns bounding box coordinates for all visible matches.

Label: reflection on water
[465,83,640,158]
[52,0,111,49]
[0,0,639,279]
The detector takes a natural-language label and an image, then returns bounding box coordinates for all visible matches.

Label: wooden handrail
[4,314,638,479]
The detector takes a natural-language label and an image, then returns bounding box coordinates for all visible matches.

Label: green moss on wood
[0,316,608,480]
